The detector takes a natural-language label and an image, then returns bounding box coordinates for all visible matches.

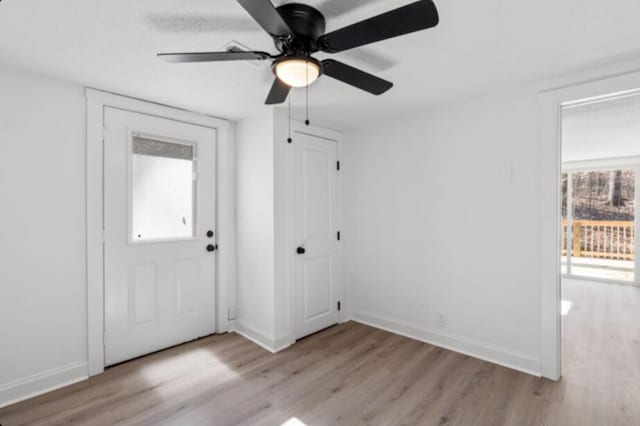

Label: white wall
[273,111,292,349]
[0,63,88,405]
[344,86,544,374]
[234,110,277,347]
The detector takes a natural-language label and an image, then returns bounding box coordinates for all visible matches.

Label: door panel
[294,132,340,339]
[304,256,332,319]
[177,259,200,315]
[104,107,217,366]
[130,263,157,325]
[303,148,332,237]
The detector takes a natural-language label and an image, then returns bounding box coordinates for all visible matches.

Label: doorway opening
[558,89,640,418]
[561,92,640,285]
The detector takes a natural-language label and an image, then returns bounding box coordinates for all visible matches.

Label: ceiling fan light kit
[158,0,439,104]
[273,56,321,88]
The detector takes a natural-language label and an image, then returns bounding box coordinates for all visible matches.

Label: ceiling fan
[158,0,439,105]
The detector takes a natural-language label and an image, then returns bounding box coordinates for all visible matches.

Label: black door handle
[207,244,217,252]
[297,246,306,255]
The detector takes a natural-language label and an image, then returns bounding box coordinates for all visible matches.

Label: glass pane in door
[131,136,196,242]
[570,169,635,281]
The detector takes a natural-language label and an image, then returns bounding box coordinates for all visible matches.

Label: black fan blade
[237,0,292,38]
[265,78,291,104]
[319,0,439,53]
[322,59,393,95]
[158,51,271,63]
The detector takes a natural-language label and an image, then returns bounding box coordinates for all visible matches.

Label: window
[131,135,196,242]
[562,168,635,282]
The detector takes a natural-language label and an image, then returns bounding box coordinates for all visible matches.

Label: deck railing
[562,220,635,260]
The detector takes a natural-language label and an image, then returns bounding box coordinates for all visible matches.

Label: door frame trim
[539,68,640,380]
[86,88,235,376]
[280,119,345,345]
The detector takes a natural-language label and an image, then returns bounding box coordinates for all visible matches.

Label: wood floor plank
[1,278,639,426]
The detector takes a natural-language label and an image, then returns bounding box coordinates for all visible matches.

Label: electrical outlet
[437,312,446,328]
[228,306,237,321]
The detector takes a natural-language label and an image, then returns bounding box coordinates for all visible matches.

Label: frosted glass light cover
[131,137,195,242]
[275,59,320,88]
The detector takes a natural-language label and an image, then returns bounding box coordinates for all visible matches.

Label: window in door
[131,135,196,242]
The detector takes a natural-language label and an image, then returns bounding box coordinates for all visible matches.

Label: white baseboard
[349,309,541,377]
[272,334,293,352]
[0,360,88,409]
[342,309,355,323]
[231,321,291,353]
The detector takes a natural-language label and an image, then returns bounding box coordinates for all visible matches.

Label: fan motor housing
[276,3,326,50]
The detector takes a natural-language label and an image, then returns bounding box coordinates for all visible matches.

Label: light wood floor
[1,279,639,425]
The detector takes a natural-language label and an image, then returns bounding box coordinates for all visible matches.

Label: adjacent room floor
[1,278,639,426]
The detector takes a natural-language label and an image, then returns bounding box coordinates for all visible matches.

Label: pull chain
[287,93,292,143]
[305,63,310,126]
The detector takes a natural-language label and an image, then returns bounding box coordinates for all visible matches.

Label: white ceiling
[2,0,640,129]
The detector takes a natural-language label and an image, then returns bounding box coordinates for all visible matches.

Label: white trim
[0,361,88,409]
[231,321,291,353]
[348,311,541,377]
[563,89,640,110]
[539,66,640,381]
[217,122,237,337]
[86,88,235,377]
[563,156,640,171]
[539,94,563,381]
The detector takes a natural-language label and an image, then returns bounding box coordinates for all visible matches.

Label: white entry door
[104,107,217,366]
[293,131,341,340]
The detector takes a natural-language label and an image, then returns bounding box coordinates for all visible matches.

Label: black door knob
[207,244,217,252]
[297,246,306,255]
[207,230,214,238]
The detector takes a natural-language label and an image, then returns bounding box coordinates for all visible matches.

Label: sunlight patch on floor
[138,347,240,396]
[281,417,308,426]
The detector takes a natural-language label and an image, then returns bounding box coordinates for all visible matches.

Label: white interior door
[293,131,341,340]
[104,107,217,366]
